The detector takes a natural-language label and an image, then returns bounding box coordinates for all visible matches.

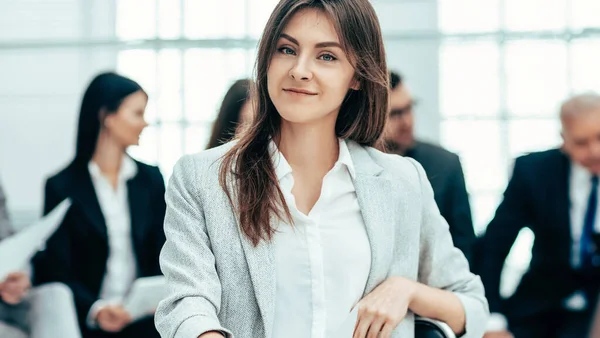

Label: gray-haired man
[480,93,600,338]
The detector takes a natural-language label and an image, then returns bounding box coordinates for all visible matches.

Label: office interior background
[1,0,600,296]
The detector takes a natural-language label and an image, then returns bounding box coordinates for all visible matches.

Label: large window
[117,0,600,244]
[118,0,279,178]
[438,0,600,293]
[439,0,600,235]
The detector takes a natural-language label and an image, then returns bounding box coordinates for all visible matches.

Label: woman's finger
[379,322,394,338]
[353,311,374,338]
[2,283,23,299]
[366,315,386,338]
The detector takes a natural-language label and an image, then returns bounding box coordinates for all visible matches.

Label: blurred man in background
[0,180,80,338]
[480,93,600,338]
[384,70,476,265]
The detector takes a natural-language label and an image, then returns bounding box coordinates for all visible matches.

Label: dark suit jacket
[478,148,600,320]
[32,159,166,330]
[405,141,475,264]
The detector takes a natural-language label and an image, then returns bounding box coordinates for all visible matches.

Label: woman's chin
[122,140,139,148]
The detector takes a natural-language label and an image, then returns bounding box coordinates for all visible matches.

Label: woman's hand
[353,276,417,338]
[97,305,132,333]
[484,331,514,338]
[0,272,31,305]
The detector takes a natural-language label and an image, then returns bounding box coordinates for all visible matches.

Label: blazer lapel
[230,179,275,338]
[553,151,572,266]
[347,141,397,294]
[127,170,151,260]
[71,168,107,239]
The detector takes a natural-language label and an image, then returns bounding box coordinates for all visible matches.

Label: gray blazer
[156,140,489,338]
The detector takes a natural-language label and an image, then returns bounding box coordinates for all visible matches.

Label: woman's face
[267,7,358,127]
[104,90,149,147]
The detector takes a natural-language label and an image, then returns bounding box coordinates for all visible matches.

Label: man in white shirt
[479,93,600,338]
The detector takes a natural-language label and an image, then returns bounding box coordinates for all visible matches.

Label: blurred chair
[0,321,27,338]
[27,283,81,338]
[0,283,80,338]
[415,317,456,338]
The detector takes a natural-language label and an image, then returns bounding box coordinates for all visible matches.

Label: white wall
[0,0,117,226]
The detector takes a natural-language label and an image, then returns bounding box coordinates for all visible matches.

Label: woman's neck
[92,130,125,177]
[277,120,339,176]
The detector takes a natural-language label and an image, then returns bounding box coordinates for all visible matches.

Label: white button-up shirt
[569,162,600,268]
[270,139,371,338]
[563,162,600,311]
[87,155,138,326]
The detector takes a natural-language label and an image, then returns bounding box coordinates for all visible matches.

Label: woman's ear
[98,108,109,128]
[350,78,361,91]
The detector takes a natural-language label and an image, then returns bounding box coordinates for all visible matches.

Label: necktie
[580,175,599,271]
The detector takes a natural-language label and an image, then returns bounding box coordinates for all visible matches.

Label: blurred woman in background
[206,79,254,149]
[33,72,166,338]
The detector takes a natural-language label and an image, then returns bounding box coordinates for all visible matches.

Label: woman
[156,0,488,337]
[33,72,166,338]
[206,79,254,149]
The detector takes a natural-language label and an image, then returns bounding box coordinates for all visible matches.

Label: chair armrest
[415,317,457,338]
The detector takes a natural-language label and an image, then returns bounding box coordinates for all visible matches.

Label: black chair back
[415,318,455,338]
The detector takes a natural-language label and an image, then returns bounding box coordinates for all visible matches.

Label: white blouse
[270,139,371,338]
[86,156,138,326]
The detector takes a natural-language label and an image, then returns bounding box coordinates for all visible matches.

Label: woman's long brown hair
[219,0,389,246]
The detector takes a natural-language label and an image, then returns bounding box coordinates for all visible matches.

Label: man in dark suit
[480,93,600,338]
[384,71,475,264]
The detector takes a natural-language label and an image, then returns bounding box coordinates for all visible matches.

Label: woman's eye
[319,54,337,62]
[279,47,295,55]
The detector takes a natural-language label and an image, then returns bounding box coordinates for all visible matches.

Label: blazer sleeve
[409,158,489,338]
[478,156,531,314]
[43,177,66,216]
[155,155,233,338]
[446,156,476,265]
[33,178,99,326]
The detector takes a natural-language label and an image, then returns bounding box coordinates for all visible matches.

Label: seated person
[32,73,166,338]
[384,70,476,264]
[0,180,80,338]
[480,93,600,338]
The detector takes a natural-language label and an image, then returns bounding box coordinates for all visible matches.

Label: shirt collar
[269,138,356,181]
[88,155,138,182]
[338,138,356,179]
